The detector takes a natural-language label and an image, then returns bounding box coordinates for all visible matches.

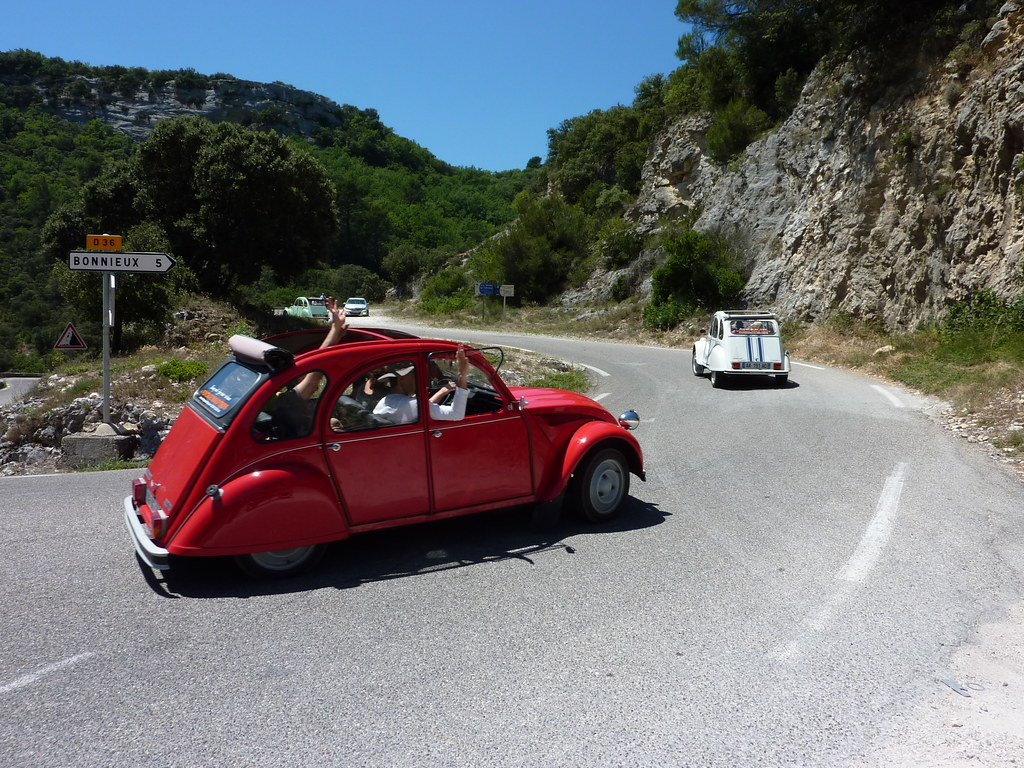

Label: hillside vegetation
[0,0,1017,383]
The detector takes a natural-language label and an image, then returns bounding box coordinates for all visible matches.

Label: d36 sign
[86,234,123,251]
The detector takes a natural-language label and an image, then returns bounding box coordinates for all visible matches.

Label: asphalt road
[0,377,39,406]
[2,320,1023,767]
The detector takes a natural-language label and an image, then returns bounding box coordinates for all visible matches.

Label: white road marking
[592,392,612,402]
[792,361,825,370]
[871,384,905,408]
[774,462,909,661]
[837,462,908,583]
[0,652,95,694]
[579,363,611,377]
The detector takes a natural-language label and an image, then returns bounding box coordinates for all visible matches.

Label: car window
[428,350,504,417]
[251,371,327,442]
[195,362,263,420]
[330,359,418,432]
[730,319,777,334]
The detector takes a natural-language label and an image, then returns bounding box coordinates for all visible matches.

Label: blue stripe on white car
[744,336,765,362]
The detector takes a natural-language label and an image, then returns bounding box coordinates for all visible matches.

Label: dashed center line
[0,652,95,695]
[837,462,908,583]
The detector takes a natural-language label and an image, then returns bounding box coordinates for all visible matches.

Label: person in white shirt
[373,346,469,425]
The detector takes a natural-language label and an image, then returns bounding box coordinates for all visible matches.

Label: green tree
[382,243,426,297]
[420,266,473,314]
[476,193,591,302]
[72,117,339,294]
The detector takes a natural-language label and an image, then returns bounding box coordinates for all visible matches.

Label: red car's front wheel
[574,448,630,523]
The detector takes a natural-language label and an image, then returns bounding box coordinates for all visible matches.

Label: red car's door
[425,352,534,512]
[325,426,430,526]
[322,356,431,526]
[428,413,534,510]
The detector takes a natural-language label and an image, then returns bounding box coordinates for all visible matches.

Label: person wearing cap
[373,346,470,425]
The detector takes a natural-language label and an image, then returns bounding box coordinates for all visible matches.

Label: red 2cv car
[125,328,644,578]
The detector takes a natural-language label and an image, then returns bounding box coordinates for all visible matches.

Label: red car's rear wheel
[234,544,328,579]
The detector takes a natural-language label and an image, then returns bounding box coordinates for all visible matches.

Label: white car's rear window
[730,319,777,335]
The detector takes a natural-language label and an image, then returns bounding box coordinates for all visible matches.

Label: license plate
[741,362,774,370]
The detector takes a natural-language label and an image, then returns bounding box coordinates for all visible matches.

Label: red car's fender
[167,463,349,557]
[537,421,645,502]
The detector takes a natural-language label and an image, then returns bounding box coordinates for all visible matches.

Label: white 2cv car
[692,310,791,387]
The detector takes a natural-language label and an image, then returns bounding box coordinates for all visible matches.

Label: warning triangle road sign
[55,322,88,350]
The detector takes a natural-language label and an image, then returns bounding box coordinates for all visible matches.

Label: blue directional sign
[477,282,499,296]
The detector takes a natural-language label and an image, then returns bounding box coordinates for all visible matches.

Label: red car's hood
[508,386,615,423]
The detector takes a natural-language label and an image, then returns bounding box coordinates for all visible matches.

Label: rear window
[194,362,264,419]
[730,319,777,335]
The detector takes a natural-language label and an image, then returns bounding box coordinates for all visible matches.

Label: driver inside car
[373,346,470,425]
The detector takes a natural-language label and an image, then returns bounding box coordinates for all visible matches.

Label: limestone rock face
[630,3,1024,329]
[23,77,352,143]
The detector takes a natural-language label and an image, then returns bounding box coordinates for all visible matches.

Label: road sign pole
[101,272,113,423]
[69,236,176,423]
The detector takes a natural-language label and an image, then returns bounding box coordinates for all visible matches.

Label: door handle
[431,431,442,438]
[327,443,341,451]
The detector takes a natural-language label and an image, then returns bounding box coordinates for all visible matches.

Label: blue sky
[1,1,685,171]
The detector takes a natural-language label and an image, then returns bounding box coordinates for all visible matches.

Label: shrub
[643,298,694,331]
[599,220,646,270]
[158,359,209,383]
[643,229,744,331]
[610,274,633,302]
[420,266,473,315]
[706,98,772,163]
[939,290,1024,364]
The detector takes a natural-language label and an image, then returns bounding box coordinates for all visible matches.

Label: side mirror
[618,410,640,430]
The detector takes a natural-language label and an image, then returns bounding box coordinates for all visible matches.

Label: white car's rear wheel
[710,370,727,388]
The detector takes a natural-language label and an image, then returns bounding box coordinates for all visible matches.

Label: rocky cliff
[630,2,1024,330]
[25,75,350,143]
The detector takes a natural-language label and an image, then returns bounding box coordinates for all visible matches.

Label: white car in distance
[343,297,369,317]
[692,310,791,388]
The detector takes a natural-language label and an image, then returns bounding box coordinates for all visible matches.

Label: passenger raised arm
[293,296,348,400]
